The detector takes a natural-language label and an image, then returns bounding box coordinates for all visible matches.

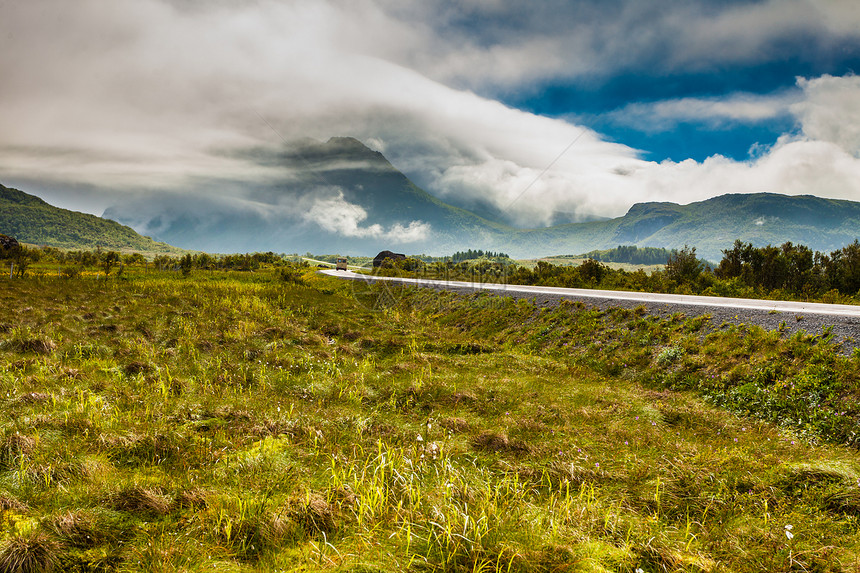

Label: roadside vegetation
[1,263,860,571]
[374,241,860,305]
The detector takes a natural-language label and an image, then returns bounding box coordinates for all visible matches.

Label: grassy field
[515,257,665,275]
[0,268,859,571]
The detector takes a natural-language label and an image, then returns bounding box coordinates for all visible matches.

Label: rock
[373,250,406,268]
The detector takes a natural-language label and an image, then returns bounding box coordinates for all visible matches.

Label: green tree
[666,245,703,286]
[179,254,193,276]
[100,251,120,276]
[578,258,607,285]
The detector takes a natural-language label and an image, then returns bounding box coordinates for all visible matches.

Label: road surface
[321,269,860,318]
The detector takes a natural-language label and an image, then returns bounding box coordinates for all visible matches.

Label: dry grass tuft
[172,488,209,510]
[106,485,172,517]
[439,417,471,433]
[123,361,152,376]
[3,337,56,355]
[824,489,860,516]
[0,495,27,512]
[291,495,336,535]
[13,393,51,405]
[0,530,59,573]
[471,431,531,455]
[448,391,478,406]
[0,434,36,469]
[48,511,106,549]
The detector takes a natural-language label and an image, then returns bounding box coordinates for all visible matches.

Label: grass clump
[0,529,59,573]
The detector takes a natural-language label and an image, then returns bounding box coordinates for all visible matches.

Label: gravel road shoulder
[332,272,860,350]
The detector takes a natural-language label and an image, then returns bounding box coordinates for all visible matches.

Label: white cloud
[302,190,431,242]
[629,138,860,208]
[606,91,799,133]
[793,74,860,157]
[1,0,860,236]
[372,0,860,90]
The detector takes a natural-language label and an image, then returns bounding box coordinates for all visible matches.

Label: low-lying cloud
[302,190,431,242]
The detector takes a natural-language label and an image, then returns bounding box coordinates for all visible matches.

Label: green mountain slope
[507,193,860,261]
[0,183,181,253]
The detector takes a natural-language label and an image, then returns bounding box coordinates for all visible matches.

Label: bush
[279,265,306,285]
[666,245,703,286]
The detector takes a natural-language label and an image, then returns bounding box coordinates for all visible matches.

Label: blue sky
[423,0,860,162]
[3,0,860,234]
[514,57,860,162]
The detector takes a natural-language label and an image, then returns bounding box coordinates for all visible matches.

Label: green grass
[515,256,665,274]
[0,269,858,571]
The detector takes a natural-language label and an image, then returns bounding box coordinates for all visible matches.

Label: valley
[7,136,860,262]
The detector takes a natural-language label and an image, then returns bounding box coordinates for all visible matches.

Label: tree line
[378,240,860,303]
[0,244,291,278]
[577,245,675,266]
[450,249,510,262]
[714,239,860,297]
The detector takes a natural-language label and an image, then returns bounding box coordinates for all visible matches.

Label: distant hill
[0,183,182,253]
[511,193,860,262]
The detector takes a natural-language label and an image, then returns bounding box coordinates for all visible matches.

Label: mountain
[508,193,860,261]
[17,136,860,260]
[276,137,510,236]
[103,137,511,255]
[0,183,181,253]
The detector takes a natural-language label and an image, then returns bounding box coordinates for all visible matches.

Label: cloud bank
[1,1,860,237]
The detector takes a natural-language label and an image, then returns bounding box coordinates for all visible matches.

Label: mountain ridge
[0,183,183,253]
[4,136,860,260]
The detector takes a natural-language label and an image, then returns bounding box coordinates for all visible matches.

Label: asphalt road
[322,269,860,317]
[321,269,860,344]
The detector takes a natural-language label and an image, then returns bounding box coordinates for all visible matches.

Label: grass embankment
[0,269,859,571]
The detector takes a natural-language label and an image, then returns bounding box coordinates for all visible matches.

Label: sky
[3,0,860,233]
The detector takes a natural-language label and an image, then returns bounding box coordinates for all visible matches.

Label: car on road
[335,256,348,271]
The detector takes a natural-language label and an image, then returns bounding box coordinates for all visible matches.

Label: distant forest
[575,245,675,266]
[450,249,510,262]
